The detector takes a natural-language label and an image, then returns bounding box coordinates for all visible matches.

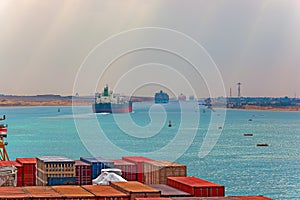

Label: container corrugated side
[75,160,92,185]
[122,156,154,183]
[82,185,129,200]
[47,177,76,186]
[23,186,63,199]
[16,157,37,186]
[52,185,96,199]
[111,159,138,181]
[0,187,30,199]
[80,157,114,179]
[167,176,225,197]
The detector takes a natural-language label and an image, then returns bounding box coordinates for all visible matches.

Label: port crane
[0,115,9,161]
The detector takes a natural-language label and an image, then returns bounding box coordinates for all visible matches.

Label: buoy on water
[168,120,172,127]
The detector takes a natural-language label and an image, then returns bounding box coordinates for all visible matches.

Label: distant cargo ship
[178,93,186,101]
[92,85,132,113]
[155,90,169,104]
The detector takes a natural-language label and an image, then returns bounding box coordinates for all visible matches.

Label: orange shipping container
[52,185,95,199]
[83,185,129,200]
[143,160,186,184]
[23,186,63,199]
[0,187,30,199]
[110,181,161,200]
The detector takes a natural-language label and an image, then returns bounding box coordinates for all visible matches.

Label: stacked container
[143,160,186,184]
[16,158,36,186]
[36,156,76,186]
[0,160,23,186]
[122,156,154,183]
[0,186,30,199]
[148,184,191,198]
[167,176,225,197]
[83,185,129,200]
[52,185,96,199]
[110,181,161,200]
[135,198,172,200]
[23,186,63,199]
[111,159,137,181]
[80,157,114,179]
[75,160,92,185]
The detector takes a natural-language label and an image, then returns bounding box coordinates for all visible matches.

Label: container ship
[154,90,169,104]
[92,85,132,113]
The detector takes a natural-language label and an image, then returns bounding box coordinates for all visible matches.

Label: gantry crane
[0,115,9,161]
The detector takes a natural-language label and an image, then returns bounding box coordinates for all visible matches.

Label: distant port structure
[226,82,300,110]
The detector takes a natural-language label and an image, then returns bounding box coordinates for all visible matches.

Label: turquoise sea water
[1,102,299,199]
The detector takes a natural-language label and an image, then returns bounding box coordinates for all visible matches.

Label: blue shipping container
[47,177,76,186]
[80,157,114,179]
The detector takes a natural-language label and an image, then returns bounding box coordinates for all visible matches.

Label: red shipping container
[16,158,37,186]
[111,159,138,181]
[75,160,92,185]
[167,176,225,197]
[122,156,154,183]
[0,160,23,186]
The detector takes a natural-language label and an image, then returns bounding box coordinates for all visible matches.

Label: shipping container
[47,177,76,186]
[148,184,191,197]
[111,159,137,181]
[36,156,75,186]
[167,176,225,197]
[171,197,238,200]
[52,185,96,199]
[110,181,161,200]
[0,186,30,199]
[80,157,114,179]
[122,156,154,183]
[16,157,37,186]
[83,185,129,200]
[23,186,63,199]
[144,161,186,184]
[135,198,171,200]
[75,160,92,185]
[0,160,23,186]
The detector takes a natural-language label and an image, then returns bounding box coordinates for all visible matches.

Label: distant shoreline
[0,97,299,112]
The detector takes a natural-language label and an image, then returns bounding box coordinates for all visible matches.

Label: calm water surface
[1,102,299,199]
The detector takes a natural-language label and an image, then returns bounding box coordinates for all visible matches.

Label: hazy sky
[0,0,299,97]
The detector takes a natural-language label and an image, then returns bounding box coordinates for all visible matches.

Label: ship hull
[92,102,132,113]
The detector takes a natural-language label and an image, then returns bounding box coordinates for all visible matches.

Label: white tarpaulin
[92,171,127,185]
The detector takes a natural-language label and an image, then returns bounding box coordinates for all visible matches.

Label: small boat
[248,119,253,121]
[218,126,222,130]
[244,133,253,136]
[257,143,269,147]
